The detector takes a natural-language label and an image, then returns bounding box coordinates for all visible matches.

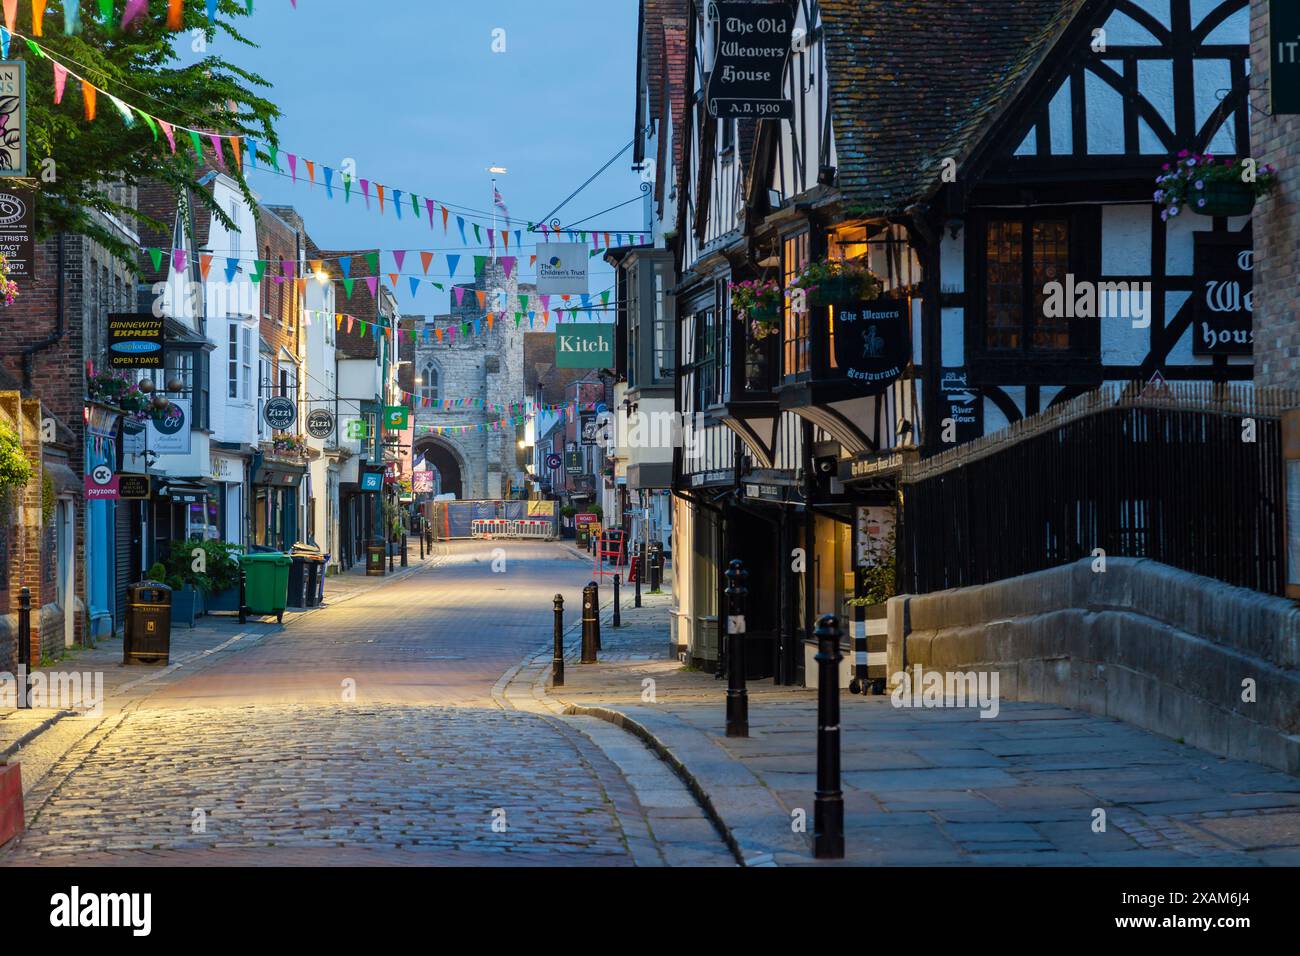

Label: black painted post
[401,532,409,567]
[649,542,663,592]
[17,586,31,709]
[634,542,643,608]
[581,582,599,664]
[613,574,621,628]
[419,523,425,560]
[814,614,845,859]
[552,594,565,686]
[724,559,749,738]
[238,567,248,625]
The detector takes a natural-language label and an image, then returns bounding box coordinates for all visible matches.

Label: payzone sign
[556,323,614,369]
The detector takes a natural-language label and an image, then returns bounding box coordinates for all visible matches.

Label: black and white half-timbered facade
[666,0,1259,682]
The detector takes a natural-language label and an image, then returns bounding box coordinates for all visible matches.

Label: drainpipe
[22,234,66,391]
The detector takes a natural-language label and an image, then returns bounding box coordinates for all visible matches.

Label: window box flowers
[1154,151,1277,220]
[729,278,783,340]
[791,258,882,307]
[270,433,308,458]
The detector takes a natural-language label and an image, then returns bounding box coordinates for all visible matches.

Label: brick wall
[1250,0,1300,389]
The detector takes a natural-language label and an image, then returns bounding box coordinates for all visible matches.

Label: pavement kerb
[498,596,787,868]
[0,712,77,763]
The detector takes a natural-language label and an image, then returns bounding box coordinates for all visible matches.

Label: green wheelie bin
[239,552,292,624]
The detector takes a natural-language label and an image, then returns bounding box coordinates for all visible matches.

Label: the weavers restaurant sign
[706,1,795,118]
[556,323,614,369]
[1192,232,1252,356]
[833,298,910,392]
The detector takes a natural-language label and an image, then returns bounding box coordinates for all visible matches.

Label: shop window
[783,232,810,377]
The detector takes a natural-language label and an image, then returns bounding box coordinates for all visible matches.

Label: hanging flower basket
[1154,151,1276,220]
[791,259,882,307]
[729,278,783,341]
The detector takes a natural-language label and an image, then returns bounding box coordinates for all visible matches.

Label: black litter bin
[289,543,325,608]
[366,542,386,576]
[124,581,171,665]
[314,553,330,606]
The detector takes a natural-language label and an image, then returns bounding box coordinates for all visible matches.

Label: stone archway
[414,437,466,500]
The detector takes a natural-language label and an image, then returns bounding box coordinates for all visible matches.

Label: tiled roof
[658,18,688,209]
[819,0,1091,215]
[636,0,690,158]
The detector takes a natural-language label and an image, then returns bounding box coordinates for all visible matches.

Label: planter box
[171,588,199,629]
[205,587,241,614]
[0,763,22,848]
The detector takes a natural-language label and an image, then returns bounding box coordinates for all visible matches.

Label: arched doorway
[414,437,465,500]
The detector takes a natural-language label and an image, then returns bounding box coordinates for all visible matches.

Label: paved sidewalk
[1,546,446,770]
[504,584,1300,867]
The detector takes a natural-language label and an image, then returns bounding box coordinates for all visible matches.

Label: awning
[155,477,210,503]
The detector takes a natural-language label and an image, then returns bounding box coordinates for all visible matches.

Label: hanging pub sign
[1192,231,1252,356]
[705,1,796,118]
[0,183,33,281]
[556,323,614,369]
[1271,0,1300,115]
[306,408,335,439]
[263,396,297,431]
[535,242,589,295]
[106,314,165,369]
[832,298,910,392]
[0,60,27,176]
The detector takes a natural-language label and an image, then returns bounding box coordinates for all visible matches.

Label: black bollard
[552,594,565,686]
[649,542,663,592]
[419,526,425,560]
[238,567,248,625]
[17,586,31,709]
[388,536,395,573]
[634,542,643,608]
[724,560,749,737]
[581,582,599,663]
[613,574,621,628]
[814,614,845,859]
[401,532,409,567]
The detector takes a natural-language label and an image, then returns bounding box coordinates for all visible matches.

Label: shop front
[150,477,215,565]
[251,453,305,552]
[209,446,250,546]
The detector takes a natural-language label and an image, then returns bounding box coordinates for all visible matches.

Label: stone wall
[887,558,1300,773]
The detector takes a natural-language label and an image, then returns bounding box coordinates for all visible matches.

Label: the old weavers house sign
[706,1,796,118]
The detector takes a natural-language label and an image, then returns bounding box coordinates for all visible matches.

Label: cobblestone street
[1,542,730,866]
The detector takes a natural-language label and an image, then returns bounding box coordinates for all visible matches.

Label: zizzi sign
[706,0,796,118]
[832,298,910,392]
[263,396,297,431]
[556,323,614,369]
[1192,232,1252,356]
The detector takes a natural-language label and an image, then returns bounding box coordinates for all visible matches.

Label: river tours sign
[705,1,796,119]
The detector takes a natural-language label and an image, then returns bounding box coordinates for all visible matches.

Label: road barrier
[470,518,555,540]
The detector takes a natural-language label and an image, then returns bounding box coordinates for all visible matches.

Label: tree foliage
[6,1,280,262]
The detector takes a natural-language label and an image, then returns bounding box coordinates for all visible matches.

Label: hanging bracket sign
[832,298,911,393]
[706,1,796,118]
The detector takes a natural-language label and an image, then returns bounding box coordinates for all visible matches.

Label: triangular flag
[393,189,402,219]
[364,276,378,297]
[251,260,267,283]
[473,224,481,244]
[324,166,334,198]
[446,254,460,277]
[392,250,406,272]
[109,94,135,126]
[166,0,183,30]
[1,1,13,33]
[365,252,378,273]
[501,256,516,280]
[229,136,242,168]
[305,159,315,184]
[420,251,434,274]
[376,183,385,214]
[409,277,420,298]
[473,255,486,275]
[208,133,226,167]
[475,290,486,309]
[454,288,465,307]
[81,80,96,121]
[205,0,217,22]
[288,153,297,182]
[281,259,295,280]
[33,0,48,35]
[159,120,176,153]
[122,0,147,29]
[338,256,351,279]
[456,217,466,244]
[147,248,163,272]
[342,278,354,299]
[225,258,239,282]
[51,62,67,104]
[360,179,370,207]
[63,0,79,32]
[344,174,353,202]
[173,249,187,272]
[387,273,398,288]
[188,129,204,159]
[199,254,213,280]
[425,198,435,229]
[441,206,449,232]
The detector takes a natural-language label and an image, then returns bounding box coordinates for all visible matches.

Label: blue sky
[218,0,641,318]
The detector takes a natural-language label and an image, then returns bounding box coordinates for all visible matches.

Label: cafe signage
[705,1,796,118]
[1191,232,1252,356]
[556,323,614,369]
[0,60,27,176]
[832,298,910,392]
[383,406,410,431]
[107,314,165,370]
